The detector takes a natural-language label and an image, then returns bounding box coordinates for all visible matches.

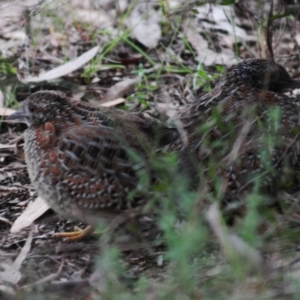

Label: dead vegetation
[1,0,300,299]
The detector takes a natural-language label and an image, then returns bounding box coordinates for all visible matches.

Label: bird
[178,59,300,139]
[8,90,178,241]
[172,58,300,215]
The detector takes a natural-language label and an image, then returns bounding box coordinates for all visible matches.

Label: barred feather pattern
[173,59,300,201]
[14,90,177,227]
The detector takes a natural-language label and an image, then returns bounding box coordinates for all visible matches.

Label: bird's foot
[54,225,95,242]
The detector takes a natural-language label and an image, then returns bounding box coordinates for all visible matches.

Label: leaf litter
[0,0,300,298]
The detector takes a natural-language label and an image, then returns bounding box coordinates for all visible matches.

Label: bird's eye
[29,105,36,113]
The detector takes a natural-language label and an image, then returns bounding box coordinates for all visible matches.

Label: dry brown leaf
[102,78,137,102]
[127,2,162,48]
[13,227,33,269]
[0,107,16,116]
[2,30,26,41]
[10,196,50,233]
[20,46,100,83]
[0,263,22,284]
[155,102,178,118]
[74,9,112,28]
[100,98,126,107]
[0,4,25,28]
[183,19,237,66]
[0,227,33,284]
[196,4,254,42]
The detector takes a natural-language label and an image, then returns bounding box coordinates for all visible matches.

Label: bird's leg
[54,225,95,242]
[54,208,151,245]
[57,209,147,242]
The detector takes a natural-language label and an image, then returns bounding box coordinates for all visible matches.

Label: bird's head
[234,59,300,92]
[8,90,69,127]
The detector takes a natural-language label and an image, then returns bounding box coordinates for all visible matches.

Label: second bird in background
[171,58,300,216]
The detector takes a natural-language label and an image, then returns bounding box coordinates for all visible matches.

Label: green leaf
[220,0,235,5]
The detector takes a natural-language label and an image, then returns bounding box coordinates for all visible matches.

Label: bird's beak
[7,109,29,123]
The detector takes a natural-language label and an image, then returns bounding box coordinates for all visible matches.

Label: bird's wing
[56,124,146,211]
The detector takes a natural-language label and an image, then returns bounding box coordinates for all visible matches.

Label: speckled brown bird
[173,59,300,209]
[9,90,178,240]
[178,59,300,139]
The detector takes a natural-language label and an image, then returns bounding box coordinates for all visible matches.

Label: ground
[1,0,300,299]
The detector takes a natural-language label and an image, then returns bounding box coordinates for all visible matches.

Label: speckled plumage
[9,90,178,228]
[178,59,300,138]
[173,59,300,203]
